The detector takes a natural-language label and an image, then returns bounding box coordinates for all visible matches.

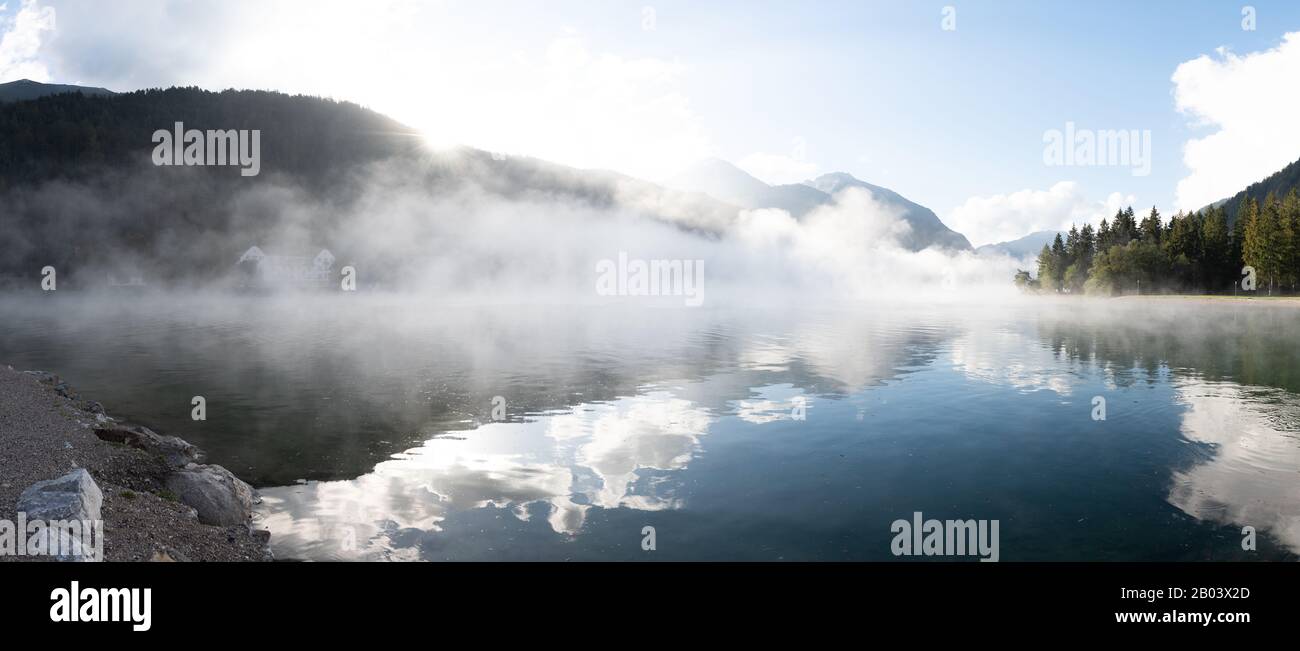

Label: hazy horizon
[7,1,1300,248]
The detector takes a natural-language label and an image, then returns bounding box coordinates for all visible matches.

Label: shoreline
[0,365,270,562]
[1110,294,1300,306]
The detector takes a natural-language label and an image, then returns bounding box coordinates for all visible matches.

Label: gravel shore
[1111,295,1300,306]
[0,365,269,561]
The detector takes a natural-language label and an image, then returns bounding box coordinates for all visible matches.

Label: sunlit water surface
[2,294,1299,561]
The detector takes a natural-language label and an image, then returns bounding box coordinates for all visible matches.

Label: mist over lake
[3,293,1296,561]
[12,0,1300,635]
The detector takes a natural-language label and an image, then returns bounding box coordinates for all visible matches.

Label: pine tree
[1037,233,1069,293]
[1113,207,1138,246]
[1140,207,1163,244]
[1035,244,1055,291]
[1065,223,1096,293]
[1244,194,1280,294]
[1164,211,1200,289]
[1231,198,1251,284]
[1064,225,1080,265]
[1283,189,1300,292]
[1201,206,1230,291]
[1097,218,1112,253]
[1079,223,1096,267]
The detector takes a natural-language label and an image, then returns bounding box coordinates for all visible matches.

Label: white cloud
[0,0,55,81]
[1172,32,1300,211]
[945,182,1135,247]
[736,151,818,185]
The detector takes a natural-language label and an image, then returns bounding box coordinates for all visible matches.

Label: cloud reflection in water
[258,390,712,560]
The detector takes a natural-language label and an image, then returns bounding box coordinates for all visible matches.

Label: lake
[2,294,1298,561]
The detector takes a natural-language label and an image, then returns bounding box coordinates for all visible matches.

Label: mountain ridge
[804,171,972,251]
[0,78,116,103]
[666,159,972,252]
[975,230,1060,261]
[0,85,741,283]
[1206,154,1300,226]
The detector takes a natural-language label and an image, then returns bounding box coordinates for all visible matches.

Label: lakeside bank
[0,365,270,562]
[1111,295,1300,307]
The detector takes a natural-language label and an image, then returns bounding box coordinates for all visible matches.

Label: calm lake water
[2,294,1299,561]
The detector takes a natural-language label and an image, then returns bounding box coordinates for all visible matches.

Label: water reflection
[259,390,714,559]
[1003,304,1300,556]
[949,326,1086,397]
[4,296,1300,560]
[1168,380,1300,553]
[733,384,809,424]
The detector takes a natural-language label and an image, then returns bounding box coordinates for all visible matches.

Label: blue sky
[606,0,1300,242]
[4,0,1300,245]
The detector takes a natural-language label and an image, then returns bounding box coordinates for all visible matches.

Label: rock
[21,371,82,400]
[18,468,103,522]
[84,400,105,414]
[93,423,158,445]
[250,528,271,545]
[165,464,253,526]
[151,436,204,468]
[22,370,59,384]
[149,547,189,562]
[17,469,104,562]
[94,424,203,468]
[242,528,274,561]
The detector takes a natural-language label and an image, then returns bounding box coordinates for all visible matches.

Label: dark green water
[2,294,1298,561]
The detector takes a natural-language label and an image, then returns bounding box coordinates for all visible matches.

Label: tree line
[0,87,421,284]
[1016,190,1300,295]
[0,86,420,191]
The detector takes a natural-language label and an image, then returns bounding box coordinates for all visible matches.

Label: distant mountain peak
[806,171,972,251]
[806,171,859,185]
[0,79,116,103]
[806,172,893,197]
[673,157,816,188]
[975,230,1060,260]
[666,160,972,251]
